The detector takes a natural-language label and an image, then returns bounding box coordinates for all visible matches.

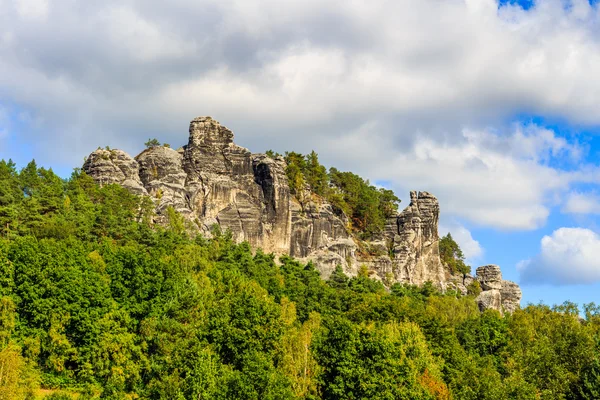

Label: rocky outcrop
[360,191,446,288]
[475,265,522,314]
[290,199,357,279]
[476,290,503,313]
[83,148,147,195]
[136,146,189,216]
[252,154,292,254]
[84,117,293,256]
[477,265,503,291]
[500,280,522,314]
[82,117,359,274]
[446,273,475,296]
[82,116,521,312]
[387,191,445,287]
[180,117,292,254]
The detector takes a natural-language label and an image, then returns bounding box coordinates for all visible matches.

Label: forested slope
[1,159,599,399]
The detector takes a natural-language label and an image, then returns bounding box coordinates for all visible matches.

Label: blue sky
[499,0,535,8]
[2,0,600,309]
[500,0,600,9]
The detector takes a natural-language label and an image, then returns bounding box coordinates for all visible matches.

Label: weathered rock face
[500,281,522,314]
[446,272,474,296]
[83,149,147,195]
[135,146,188,216]
[252,154,292,254]
[381,191,446,287]
[84,117,292,255]
[476,290,503,313]
[476,265,503,291]
[475,265,522,314]
[290,199,357,279]
[82,116,521,312]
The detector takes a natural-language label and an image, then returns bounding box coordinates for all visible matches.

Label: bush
[144,138,161,148]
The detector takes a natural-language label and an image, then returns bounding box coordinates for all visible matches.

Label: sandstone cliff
[474,265,522,315]
[83,116,521,313]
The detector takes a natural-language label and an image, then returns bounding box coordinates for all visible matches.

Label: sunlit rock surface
[83,116,521,312]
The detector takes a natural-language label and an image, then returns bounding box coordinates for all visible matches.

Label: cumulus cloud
[518,227,600,285]
[562,192,600,214]
[439,220,484,263]
[326,122,588,229]
[0,0,600,229]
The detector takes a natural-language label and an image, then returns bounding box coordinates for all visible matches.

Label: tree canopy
[440,233,471,275]
[283,151,401,238]
[0,158,599,399]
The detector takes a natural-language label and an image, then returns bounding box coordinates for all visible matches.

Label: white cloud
[14,0,48,19]
[4,1,600,134]
[0,0,600,228]
[518,227,600,285]
[562,192,600,215]
[326,123,586,229]
[439,220,483,263]
[100,6,196,62]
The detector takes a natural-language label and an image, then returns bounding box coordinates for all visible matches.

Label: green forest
[1,158,600,399]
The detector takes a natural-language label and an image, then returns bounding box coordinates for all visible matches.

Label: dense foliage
[439,233,471,276]
[1,158,600,399]
[281,151,400,238]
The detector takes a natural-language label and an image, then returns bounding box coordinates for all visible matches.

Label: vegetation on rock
[283,151,400,238]
[440,233,471,275]
[144,138,161,148]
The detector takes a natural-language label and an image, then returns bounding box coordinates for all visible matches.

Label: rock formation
[83,116,522,313]
[290,199,357,279]
[388,191,445,285]
[357,191,446,288]
[83,149,147,196]
[475,265,522,314]
[136,146,189,216]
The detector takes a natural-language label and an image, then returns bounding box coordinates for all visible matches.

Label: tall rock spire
[386,191,446,287]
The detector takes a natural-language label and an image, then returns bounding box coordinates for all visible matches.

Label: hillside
[0,124,599,398]
[82,116,520,314]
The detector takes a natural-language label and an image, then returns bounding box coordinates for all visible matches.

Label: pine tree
[304,151,328,196]
[144,138,161,148]
[0,160,21,236]
[440,233,471,275]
